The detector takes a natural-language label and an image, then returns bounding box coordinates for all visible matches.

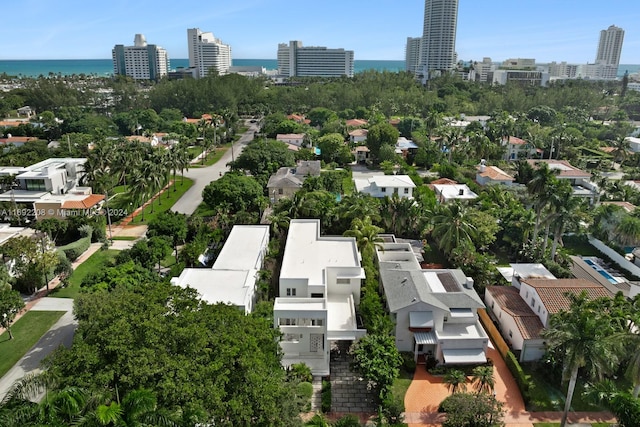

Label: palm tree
[542,292,623,427]
[471,366,495,394]
[129,170,151,223]
[527,162,559,245]
[430,202,477,256]
[443,369,467,394]
[343,217,384,259]
[549,184,582,260]
[614,215,640,247]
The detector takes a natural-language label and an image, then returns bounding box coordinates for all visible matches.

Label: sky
[1,0,639,64]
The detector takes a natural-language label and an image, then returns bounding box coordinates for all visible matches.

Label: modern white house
[432,183,478,203]
[495,263,556,290]
[354,175,416,199]
[171,225,270,314]
[0,158,105,220]
[274,219,366,375]
[526,159,599,203]
[377,239,489,365]
[276,133,306,150]
[485,278,611,361]
[502,136,538,161]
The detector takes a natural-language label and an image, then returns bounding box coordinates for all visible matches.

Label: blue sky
[1,0,639,63]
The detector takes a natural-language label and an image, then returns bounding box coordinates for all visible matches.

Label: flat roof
[172,269,252,307]
[433,184,478,200]
[274,297,326,312]
[327,294,357,332]
[280,219,361,288]
[214,225,269,271]
[369,175,416,188]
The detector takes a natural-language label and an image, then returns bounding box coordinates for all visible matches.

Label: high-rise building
[419,0,459,82]
[277,41,354,78]
[595,25,624,80]
[187,28,232,78]
[112,34,169,81]
[405,37,422,74]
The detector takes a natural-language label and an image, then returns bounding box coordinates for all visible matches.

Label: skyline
[1,1,639,64]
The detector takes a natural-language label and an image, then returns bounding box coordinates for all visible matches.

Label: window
[278,188,283,195]
[531,298,535,308]
[509,330,513,338]
[311,319,323,326]
[537,306,541,314]
[286,288,296,296]
[336,278,350,285]
[380,187,386,193]
[404,188,409,194]
[525,291,528,299]
[443,316,448,322]
[24,179,46,192]
[491,301,495,309]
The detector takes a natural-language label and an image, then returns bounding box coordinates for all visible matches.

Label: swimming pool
[583,258,619,284]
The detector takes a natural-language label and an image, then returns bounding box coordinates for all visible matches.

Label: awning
[410,311,434,328]
[414,331,437,345]
[442,348,487,364]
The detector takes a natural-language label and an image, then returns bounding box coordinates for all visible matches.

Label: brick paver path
[403,345,616,427]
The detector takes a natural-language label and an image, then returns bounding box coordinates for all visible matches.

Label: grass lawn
[0,311,66,378]
[161,253,177,268]
[188,146,203,161]
[191,144,231,168]
[562,235,600,256]
[341,175,355,195]
[110,235,138,241]
[525,364,605,412]
[391,369,414,410]
[192,202,217,217]
[126,178,194,225]
[51,249,119,298]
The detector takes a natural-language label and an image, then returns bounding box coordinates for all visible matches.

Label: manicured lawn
[191,144,231,168]
[0,311,66,378]
[127,178,194,225]
[52,249,119,298]
[562,235,600,256]
[192,202,217,217]
[391,369,414,410]
[110,235,138,241]
[188,146,203,161]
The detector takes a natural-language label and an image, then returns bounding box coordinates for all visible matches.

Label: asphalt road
[171,121,260,215]
[0,298,76,401]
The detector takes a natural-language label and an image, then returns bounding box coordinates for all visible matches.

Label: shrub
[504,351,530,404]
[288,363,313,383]
[58,236,91,261]
[381,395,405,425]
[334,414,362,427]
[321,379,331,413]
[296,381,313,411]
[400,351,416,373]
[78,224,93,238]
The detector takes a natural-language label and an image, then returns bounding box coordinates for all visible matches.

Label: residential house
[377,239,489,364]
[395,137,419,159]
[526,159,598,203]
[0,136,38,148]
[345,119,368,128]
[276,133,306,151]
[287,114,311,125]
[354,175,416,199]
[625,136,640,153]
[570,255,632,297]
[267,160,321,203]
[432,183,478,203]
[485,278,611,361]
[349,129,368,144]
[0,158,105,220]
[17,106,34,117]
[353,146,370,163]
[274,219,366,375]
[502,136,538,161]
[171,225,270,314]
[476,164,514,186]
[495,263,556,290]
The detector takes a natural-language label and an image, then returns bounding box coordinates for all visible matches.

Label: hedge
[321,379,332,413]
[505,350,531,405]
[57,236,91,261]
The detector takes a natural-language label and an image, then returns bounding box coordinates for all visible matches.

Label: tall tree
[542,292,623,427]
[0,288,25,340]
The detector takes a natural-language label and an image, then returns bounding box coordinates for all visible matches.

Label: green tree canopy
[202,172,266,214]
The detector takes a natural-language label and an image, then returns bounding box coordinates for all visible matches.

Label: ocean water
[0,58,637,78]
[0,58,405,78]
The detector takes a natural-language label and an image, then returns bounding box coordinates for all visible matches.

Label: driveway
[0,297,76,401]
[404,345,528,427]
[171,121,259,215]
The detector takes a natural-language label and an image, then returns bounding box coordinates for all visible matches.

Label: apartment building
[112,34,169,81]
[277,41,354,78]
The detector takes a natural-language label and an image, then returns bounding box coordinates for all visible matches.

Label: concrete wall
[589,237,640,278]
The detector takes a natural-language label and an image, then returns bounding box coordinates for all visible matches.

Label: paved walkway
[0,297,76,401]
[403,346,616,427]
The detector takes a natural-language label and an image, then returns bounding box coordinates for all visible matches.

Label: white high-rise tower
[112,34,169,81]
[187,28,232,78]
[595,25,624,79]
[419,0,459,82]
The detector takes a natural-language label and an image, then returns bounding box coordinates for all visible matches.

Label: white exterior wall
[519,283,549,326]
[280,278,309,298]
[393,302,444,352]
[326,267,362,305]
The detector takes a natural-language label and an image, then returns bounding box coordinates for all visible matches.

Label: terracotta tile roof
[430,178,458,185]
[0,136,37,144]
[601,201,636,212]
[486,286,543,339]
[522,278,611,314]
[349,129,368,137]
[354,145,370,152]
[477,165,513,181]
[61,194,105,209]
[0,120,25,127]
[504,136,527,145]
[346,119,368,127]
[600,146,616,153]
